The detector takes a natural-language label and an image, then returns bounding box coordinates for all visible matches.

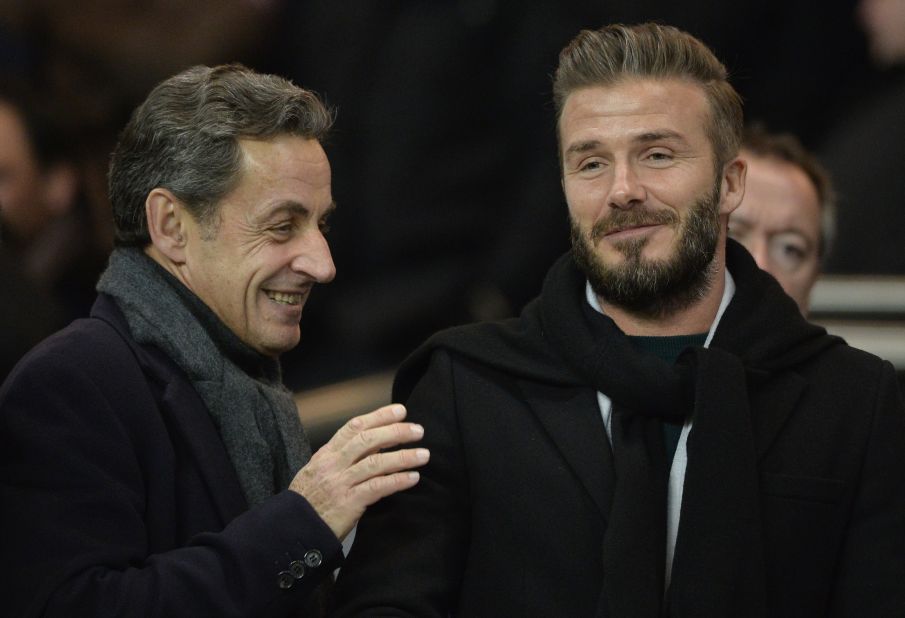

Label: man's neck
[599,248,729,337]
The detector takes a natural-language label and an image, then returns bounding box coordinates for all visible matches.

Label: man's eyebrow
[260,200,337,221]
[634,130,686,144]
[563,131,687,157]
[564,140,602,157]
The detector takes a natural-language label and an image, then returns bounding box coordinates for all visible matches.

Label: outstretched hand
[290,404,429,540]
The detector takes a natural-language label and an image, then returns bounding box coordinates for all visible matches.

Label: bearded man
[332,23,905,617]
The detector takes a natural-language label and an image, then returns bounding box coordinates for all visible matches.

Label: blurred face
[0,102,45,242]
[729,152,821,314]
[560,78,741,317]
[858,0,905,65]
[180,135,336,357]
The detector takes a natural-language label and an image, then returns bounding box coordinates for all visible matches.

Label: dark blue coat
[0,294,342,617]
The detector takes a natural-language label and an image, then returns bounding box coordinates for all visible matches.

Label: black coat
[0,294,342,617]
[333,250,905,617]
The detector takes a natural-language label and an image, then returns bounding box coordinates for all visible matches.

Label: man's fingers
[341,422,424,461]
[344,447,430,487]
[356,470,423,508]
[344,404,406,434]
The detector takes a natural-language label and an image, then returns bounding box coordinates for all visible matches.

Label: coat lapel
[92,295,248,524]
[747,368,807,460]
[154,365,249,523]
[518,380,614,521]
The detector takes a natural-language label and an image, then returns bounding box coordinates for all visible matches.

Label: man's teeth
[266,291,302,305]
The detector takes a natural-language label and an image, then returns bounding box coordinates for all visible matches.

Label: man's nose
[290,229,336,284]
[607,162,646,209]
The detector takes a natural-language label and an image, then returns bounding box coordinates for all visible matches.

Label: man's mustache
[590,209,680,241]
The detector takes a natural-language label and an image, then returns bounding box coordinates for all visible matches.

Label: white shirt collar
[584,269,736,346]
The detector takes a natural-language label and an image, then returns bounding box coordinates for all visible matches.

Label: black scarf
[395,240,840,617]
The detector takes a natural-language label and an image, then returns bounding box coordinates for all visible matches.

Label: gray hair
[553,23,744,170]
[109,63,334,246]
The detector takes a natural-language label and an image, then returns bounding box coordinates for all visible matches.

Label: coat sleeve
[0,328,342,618]
[331,350,470,617]
[829,362,905,616]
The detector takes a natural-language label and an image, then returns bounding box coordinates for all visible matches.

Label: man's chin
[255,329,302,358]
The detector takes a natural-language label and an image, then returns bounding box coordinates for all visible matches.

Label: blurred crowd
[1,0,903,387]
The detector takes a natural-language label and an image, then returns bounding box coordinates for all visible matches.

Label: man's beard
[570,180,722,319]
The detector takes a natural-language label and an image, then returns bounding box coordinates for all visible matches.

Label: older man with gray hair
[0,64,428,617]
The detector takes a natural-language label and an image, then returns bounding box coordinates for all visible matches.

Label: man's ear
[718,157,747,216]
[146,188,188,264]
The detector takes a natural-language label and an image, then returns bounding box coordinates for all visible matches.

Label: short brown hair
[742,125,837,259]
[109,64,334,247]
[553,23,743,170]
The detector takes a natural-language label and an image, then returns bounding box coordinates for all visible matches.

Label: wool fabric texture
[97,247,312,506]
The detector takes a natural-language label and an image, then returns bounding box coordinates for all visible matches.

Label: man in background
[0,86,104,380]
[729,127,835,314]
[0,64,428,617]
[821,0,905,274]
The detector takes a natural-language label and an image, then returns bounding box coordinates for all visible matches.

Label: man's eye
[318,219,331,234]
[769,236,810,272]
[646,151,673,165]
[780,244,806,261]
[272,223,293,236]
[579,160,602,172]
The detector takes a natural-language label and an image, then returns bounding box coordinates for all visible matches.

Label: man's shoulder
[798,336,891,378]
[393,322,502,401]
[8,317,120,376]
[393,312,578,404]
[1,296,172,406]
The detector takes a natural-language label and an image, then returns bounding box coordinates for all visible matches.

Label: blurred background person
[729,126,836,315]
[0,84,106,380]
[0,0,281,381]
[819,0,905,274]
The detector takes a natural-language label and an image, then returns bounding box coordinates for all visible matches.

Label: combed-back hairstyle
[109,63,334,247]
[742,125,837,259]
[553,23,744,170]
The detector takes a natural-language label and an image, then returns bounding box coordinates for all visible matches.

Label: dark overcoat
[0,294,341,617]
[333,252,905,617]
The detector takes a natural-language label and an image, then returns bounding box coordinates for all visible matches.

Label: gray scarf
[97,247,312,506]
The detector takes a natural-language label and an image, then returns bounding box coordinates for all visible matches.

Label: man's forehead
[559,78,712,143]
[563,77,709,111]
[237,135,330,168]
[739,154,822,234]
[215,135,334,219]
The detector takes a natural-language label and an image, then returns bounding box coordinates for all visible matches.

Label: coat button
[277,570,295,589]
[303,549,323,568]
[289,560,306,579]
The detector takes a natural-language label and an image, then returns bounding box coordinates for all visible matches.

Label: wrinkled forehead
[557,78,715,154]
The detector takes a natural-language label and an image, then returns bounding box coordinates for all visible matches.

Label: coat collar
[90,294,249,523]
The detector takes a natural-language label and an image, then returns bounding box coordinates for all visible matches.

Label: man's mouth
[593,211,679,241]
[265,290,303,306]
[604,223,660,236]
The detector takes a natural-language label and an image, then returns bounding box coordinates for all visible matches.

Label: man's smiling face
[560,78,741,316]
[180,135,336,357]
